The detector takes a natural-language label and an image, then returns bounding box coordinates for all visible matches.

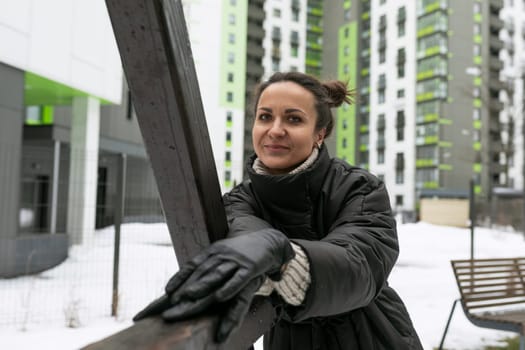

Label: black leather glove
[133,229,294,342]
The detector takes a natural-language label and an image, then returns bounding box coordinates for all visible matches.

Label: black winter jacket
[223,146,423,350]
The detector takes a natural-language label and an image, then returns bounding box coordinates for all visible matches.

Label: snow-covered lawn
[1,222,524,350]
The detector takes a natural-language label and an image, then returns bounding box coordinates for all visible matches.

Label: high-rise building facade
[183,0,250,192]
[500,0,525,190]
[326,0,515,218]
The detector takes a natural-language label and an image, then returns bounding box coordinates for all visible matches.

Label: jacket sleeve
[288,168,399,322]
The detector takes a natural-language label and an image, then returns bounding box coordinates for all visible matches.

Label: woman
[135,72,423,349]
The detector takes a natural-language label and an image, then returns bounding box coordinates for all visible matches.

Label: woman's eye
[258,114,271,121]
[288,116,302,123]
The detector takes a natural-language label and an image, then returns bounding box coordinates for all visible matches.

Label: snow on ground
[1,221,524,350]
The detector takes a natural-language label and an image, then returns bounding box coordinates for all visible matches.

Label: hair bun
[322,80,354,108]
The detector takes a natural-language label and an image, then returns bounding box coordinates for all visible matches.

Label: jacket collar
[246,145,331,209]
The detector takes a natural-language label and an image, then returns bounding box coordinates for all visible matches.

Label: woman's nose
[268,120,285,137]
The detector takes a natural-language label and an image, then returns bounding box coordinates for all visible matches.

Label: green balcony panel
[423,181,439,189]
[473,163,482,173]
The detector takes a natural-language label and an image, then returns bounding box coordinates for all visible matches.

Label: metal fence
[0,146,176,330]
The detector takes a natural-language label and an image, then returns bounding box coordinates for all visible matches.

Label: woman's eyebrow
[257,107,272,112]
[285,108,306,114]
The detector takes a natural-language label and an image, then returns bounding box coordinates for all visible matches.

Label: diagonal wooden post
[82,0,274,348]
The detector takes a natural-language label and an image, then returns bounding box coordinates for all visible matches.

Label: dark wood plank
[106,0,228,264]
[83,297,275,350]
[83,1,275,348]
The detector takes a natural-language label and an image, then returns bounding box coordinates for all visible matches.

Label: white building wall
[501,0,525,190]
[368,0,417,214]
[0,0,122,103]
[183,0,245,192]
[263,0,307,76]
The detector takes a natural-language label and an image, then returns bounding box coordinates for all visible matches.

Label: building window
[227,72,234,82]
[379,50,386,63]
[225,151,231,162]
[228,14,235,25]
[397,89,405,98]
[227,52,235,64]
[342,138,347,148]
[378,89,385,104]
[226,111,233,124]
[226,92,233,102]
[377,149,385,164]
[342,118,348,130]
[344,9,351,20]
[226,131,232,144]
[344,46,350,56]
[228,33,235,44]
[291,44,299,57]
[225,170,231,182]
[396,110,405,141]
[230,0,236,5]
[395,170,404,184]
[273,8,281,18]
[272,58,280,72]
[344,27,349,38]
[290,65,298,71]
[292,9,299,22]
[398,21,405,37]
[397,48,406,78]
[395,195,403,206]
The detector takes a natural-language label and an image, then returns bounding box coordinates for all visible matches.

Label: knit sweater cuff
[254,243,311,305]
[273,242,311,306]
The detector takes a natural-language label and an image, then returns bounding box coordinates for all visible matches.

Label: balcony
[248,4,265,21]
[248,23,264,39]
[488,97,504,111]
[246,61,264,77]
[247,41,264,57]
[489,0,503,12]
[489,36,504,51]
[488,76,504,92]
[489,57,503,70]
[489,16,504,32]
[489,117,501,132]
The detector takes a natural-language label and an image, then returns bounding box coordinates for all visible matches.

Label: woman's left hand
[133,229,294,342]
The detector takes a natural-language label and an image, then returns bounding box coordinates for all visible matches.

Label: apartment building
[325,0,510,219]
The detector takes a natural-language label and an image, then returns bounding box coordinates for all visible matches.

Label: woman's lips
[264,144,289,152]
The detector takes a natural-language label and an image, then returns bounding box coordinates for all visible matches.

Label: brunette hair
[252,72,354,137]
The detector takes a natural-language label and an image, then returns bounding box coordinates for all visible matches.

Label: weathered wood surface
[83,297,274,350]
[107,0,228,264]
[83,0,274,349]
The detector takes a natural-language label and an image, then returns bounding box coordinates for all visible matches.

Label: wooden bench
[439,257,525,350]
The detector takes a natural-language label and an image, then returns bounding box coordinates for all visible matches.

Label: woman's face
[252,81,325,175]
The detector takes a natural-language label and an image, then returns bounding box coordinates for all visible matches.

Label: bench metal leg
[438,298,460,350]
[519,335,524,350]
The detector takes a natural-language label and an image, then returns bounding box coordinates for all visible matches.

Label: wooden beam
[83,297,274,350]
[83,1,275,349]
[106,0,227,264]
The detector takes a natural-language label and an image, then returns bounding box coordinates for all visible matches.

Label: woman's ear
[316,128,326,146]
